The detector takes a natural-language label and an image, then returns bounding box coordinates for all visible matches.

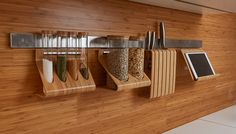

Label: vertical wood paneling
[1,0,236,134]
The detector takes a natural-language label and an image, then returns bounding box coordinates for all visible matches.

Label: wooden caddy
[144,49,177,99]
[181,49,219,81]
[98,50,151,91]
[35,50,96,97]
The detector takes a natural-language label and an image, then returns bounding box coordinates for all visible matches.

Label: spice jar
[107,35,129,81]
[78,32,89,80]
[56,31,68,82]
[42,30,54,83]
[128,36,145,80]
[67,32,78,80]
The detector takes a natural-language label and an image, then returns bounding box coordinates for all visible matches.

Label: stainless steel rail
[10,22,202,49]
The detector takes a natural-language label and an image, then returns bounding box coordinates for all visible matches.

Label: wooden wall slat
[1,0,236,134]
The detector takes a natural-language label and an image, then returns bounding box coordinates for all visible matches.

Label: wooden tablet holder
[98,50,151,91]
[181,49,219,81]
[35,50,96,97]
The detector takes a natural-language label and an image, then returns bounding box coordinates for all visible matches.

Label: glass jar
[128,36,145,80]
[42,30,54,83]
[67,32,78,80]
[107,35,129,81]
[56,31,67,82]
[78,32,89,80]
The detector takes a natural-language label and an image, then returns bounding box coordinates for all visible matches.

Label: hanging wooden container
[99,50,151,91]
[35,31,96,97]
[98,35,151,91]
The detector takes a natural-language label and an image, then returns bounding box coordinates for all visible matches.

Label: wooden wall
[1,0,236,133]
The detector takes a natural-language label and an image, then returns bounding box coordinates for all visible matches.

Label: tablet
[185,52,215,80]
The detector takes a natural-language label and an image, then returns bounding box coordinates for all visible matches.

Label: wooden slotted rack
[144,49,177,99]
[36,50,96,97]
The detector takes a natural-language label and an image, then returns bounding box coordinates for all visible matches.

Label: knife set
[144,22,177,98]
[145,22,166,50]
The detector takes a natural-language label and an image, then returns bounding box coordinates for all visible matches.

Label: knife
[159,22,166,49]
[150,31,156,50]
[145,31,152,50]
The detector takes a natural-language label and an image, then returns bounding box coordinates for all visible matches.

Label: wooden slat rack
[36,50,96,97]
[145,49,177,99]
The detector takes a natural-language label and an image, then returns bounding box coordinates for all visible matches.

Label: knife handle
[159,22,166,49]
[145,31,152,50]
[150,31,155,50]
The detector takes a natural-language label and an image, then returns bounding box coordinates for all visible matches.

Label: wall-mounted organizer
[181,49,219,81]
[35,31,96,97]
[98,35,151,91]
[10,22,208,98]
[144,23,177,99]
[143,22,214,99]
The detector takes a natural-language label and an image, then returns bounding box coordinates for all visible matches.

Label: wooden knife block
[144,49,177,99]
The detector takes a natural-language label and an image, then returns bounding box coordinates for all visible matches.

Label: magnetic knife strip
[10,22,202,49]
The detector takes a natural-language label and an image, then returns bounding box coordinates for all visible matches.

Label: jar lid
[57,31,68,37]
[78,32,87,38]
[69,32,77,37]
[41,30,47,34]
[48,31,55,35]
[41,30,55,36]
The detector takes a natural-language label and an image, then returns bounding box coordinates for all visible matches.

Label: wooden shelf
[98,50,151,91]
[36,50,96,97]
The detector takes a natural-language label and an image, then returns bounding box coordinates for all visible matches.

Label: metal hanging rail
[10,22,202,49]
[10,33,145,49]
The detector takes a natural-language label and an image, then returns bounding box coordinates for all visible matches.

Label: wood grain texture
[148,49,176,99]
[181,49,219,81]
[35,50,96,97]
[154,50,158,97]
[36,61,96,97]
[1,0,236,134]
